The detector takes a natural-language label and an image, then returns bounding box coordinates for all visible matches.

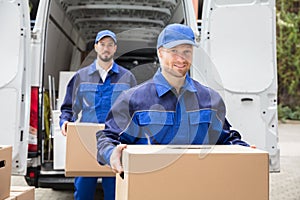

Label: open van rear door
[195,0,279,171]
[0,0,31,175]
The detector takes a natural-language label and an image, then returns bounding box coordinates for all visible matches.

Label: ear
[157,48,163,60]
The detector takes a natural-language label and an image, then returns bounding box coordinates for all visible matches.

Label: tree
[276,0,300,120]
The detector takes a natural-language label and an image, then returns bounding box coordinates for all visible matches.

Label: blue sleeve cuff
[104,146,115,166]
[59,119,65,128]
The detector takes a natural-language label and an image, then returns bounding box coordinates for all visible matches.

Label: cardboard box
[116,145,269,200]
[65,122,115,177]
[4,186,35,200]
[0,146,12,200]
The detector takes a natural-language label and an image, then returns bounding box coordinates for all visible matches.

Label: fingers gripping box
[65,122,115,177]
[116,145,269,200]
[0,146,12,200]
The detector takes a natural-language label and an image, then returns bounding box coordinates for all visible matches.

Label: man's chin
[174,69,187,77]
[100,56,113,62]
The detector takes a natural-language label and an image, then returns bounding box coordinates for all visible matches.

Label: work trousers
[74,177,115,200]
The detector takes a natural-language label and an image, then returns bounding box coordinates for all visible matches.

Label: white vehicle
[0,0,278,189]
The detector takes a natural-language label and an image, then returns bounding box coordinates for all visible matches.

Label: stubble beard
[99,54,113,63]
[169,66,188,78]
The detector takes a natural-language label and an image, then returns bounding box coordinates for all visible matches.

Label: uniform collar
[88,60,119,75]
[153,69,197,97]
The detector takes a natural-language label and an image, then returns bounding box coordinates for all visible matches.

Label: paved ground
[11,122,300,199]
[270,122,300,200]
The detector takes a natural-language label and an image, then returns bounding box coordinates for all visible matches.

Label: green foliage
[278,104,300,121]
[276,0,300,117]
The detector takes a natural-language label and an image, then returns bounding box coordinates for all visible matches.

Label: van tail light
[29,171,35,178]
[28,87,39,152]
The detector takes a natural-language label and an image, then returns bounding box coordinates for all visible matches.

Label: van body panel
[30,0,49,87]
[209,5,274,93]
[0,0,31,175]
[199,0,279,171]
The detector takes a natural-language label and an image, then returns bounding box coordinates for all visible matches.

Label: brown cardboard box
[4,186,35,200]
[0,146,12,200]
[116,145,269,200]
[65,122,115,177]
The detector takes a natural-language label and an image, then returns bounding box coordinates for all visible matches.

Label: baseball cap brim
[163,39,198,49]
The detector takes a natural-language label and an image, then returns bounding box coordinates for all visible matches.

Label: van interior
[31,0,190,88]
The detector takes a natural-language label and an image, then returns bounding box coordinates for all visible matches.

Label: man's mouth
[174,64,185,69]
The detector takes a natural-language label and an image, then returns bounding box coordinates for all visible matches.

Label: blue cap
[157,24,197,49]
[95,30,117,44]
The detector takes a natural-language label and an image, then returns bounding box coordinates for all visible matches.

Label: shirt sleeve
[96,90,132,165]
[59,73,80,127]
[97,70,136,165]
[217,119,250,146]
[208,87,249,146]
[130,72,137,87]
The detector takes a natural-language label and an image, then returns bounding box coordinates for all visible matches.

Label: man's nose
[174,52,187,61]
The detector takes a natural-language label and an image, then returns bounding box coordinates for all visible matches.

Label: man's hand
[61,121,69,136]
[110,144,127,174]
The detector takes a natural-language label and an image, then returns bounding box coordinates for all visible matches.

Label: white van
[0,0,278,189]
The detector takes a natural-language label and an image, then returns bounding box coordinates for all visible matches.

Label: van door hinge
[31,32,38,40]
[195,34,201,42]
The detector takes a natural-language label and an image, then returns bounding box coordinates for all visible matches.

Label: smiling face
[158,44,193,79]
[94,36,117,62]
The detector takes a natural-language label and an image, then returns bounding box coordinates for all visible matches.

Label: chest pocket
[188,110,213,144]
[189,110,212,124]
[137,111,174,125]
[111,84,130,104]
[135,111,174,144]
[79,84,99,108]
[188,110,223,144]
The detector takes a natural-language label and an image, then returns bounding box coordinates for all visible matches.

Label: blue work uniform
[60,60,137,200]
[97,69,249,166]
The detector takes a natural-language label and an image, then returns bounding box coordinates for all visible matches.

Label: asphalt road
[11,122,300,200]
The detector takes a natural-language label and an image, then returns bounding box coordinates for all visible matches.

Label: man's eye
[184,51,192,56]
[171,49,178,54]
